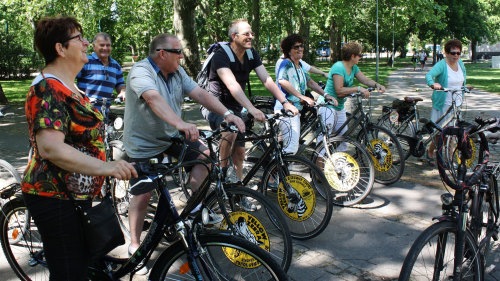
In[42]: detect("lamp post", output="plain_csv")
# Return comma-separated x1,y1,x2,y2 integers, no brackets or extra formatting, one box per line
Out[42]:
392,7,395,68
376,0,379,82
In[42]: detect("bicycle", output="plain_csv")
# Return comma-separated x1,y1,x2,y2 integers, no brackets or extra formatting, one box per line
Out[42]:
0,138,289,280
293,100,375,206
112,127,294,271
239,111,333,239
329,88,405,185
376,87,473,163
399,116,500,280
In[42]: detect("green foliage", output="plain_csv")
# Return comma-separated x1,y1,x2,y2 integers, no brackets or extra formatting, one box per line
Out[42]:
0,32,41,79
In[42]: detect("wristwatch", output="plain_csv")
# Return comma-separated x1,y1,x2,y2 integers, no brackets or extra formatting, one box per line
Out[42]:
281,99,289,105
223,110,233,118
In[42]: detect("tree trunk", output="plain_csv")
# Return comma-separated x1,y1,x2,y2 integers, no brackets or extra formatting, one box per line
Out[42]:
0,83,8,104
298,10,310,62
329,17,341,63
250,0,260,50
471,40,477,62
173,0,201,77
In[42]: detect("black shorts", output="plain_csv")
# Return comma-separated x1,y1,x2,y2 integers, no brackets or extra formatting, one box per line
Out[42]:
128,140,206,195
201,107,246,147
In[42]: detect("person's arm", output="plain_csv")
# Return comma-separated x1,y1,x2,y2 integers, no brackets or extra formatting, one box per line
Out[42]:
216,67,266,121
188,86,245,132
308,65,328,79
116,85,126,100
355,71,386,93
425,62,443,89
254,65,299,115
278,79,314,107
141,90,200,141
36,129,136,180
307,79,337,105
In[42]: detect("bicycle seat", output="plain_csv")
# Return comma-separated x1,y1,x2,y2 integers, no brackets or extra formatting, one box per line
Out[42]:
404,97,423,103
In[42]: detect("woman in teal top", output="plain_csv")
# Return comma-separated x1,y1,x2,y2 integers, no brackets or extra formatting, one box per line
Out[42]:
322,42,386,138
424,39,470,163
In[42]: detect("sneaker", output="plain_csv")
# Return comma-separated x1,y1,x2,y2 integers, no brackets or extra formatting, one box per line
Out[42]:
237,196,257,212
128,245,149,275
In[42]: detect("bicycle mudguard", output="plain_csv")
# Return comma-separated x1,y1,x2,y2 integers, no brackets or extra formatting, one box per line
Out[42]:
433,214,456,223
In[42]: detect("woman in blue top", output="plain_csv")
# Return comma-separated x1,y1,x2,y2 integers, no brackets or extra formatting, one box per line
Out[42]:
323,42,385,141
274,34,336,154
424,39,469,163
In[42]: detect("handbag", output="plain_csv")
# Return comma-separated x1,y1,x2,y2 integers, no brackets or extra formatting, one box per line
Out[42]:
62,184,125,262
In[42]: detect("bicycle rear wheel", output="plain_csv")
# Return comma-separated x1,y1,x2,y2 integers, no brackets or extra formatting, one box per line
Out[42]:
357,124,405,185
0,159,22,195
149,233,288,281
204,185,292,271
260,155,333,240
312,136,375,206
0,197,48,280
399,221,481,281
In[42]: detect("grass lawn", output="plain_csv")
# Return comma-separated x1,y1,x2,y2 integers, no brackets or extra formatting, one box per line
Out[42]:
2,60,498,106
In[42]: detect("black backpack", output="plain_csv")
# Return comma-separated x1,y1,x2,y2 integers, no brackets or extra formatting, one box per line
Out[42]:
196,42,254,96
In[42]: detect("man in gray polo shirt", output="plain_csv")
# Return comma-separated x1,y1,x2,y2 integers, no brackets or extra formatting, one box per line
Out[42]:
124,34,244,274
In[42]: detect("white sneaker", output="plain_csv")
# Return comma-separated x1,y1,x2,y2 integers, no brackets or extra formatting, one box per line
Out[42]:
128,245,149,275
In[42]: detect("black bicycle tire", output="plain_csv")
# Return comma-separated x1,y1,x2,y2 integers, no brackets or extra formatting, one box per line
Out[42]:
312,136,375,206
149,233,288,281
0,197,48,281
260,155,333,240
377,112,415,161
203,186,293,271
356,124,405,185
399,221,482,281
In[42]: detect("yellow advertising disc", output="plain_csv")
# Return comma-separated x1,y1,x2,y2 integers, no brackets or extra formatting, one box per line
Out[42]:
276,175,315,221
367,139,393,172
323,152,361,191
220,211,269,268
454,138,477,168
389,110,399,123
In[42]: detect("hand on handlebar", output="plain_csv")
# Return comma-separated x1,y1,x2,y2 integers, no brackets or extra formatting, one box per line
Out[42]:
224,114,246,133
301,95,315,107
360,87,371,98
375,84,386,93
248,107,266,122
176,121,199,142
324,95,338,106
283,102,299,115
431,83,443,90
104,160,138,180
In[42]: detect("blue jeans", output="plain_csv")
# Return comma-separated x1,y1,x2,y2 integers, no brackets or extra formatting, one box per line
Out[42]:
23,193,92,281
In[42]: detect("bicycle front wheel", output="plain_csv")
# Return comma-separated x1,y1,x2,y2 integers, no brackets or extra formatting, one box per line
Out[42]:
204,185,293,271
313,136,375,206
357,124,405,185
0,197,48,281
399,221,482,281
261,155,333,240
149,233,288,281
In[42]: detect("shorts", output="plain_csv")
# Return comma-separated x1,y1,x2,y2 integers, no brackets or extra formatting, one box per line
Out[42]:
128,140,206,195
201,107,246,147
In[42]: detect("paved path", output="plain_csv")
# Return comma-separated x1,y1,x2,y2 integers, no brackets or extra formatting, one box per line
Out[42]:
1,65,499,280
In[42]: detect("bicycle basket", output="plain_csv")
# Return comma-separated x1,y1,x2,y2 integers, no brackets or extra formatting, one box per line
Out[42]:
391,99,411,117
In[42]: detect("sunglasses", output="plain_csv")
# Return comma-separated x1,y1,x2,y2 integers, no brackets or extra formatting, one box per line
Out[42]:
156,48,183,54
357,53,363,58
292,44,304,50
237,32,255,37
449,51,461,56
63,33,87,43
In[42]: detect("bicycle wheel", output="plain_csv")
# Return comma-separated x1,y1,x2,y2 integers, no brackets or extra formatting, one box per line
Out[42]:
260,155,333,240
357,124,405,185
377,112,416,160
312,136,375,206
204,185,292,271
149,233,288,281
0,159,22,194
0,197,48,280
399,221,482,281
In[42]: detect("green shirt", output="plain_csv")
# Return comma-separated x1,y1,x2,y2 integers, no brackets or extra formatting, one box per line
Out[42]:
325,61,359,111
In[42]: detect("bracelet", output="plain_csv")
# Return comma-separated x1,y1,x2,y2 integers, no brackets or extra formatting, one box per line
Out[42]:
281,99,289,105
223,110,233,118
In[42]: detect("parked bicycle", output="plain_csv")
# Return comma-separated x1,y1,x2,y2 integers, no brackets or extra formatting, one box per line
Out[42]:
399,116,500,280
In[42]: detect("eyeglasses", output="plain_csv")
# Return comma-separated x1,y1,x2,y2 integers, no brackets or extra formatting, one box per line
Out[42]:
449,51,461,56
292,44,304,50
156,48,183,54
64,33,87,43
237,32,255,37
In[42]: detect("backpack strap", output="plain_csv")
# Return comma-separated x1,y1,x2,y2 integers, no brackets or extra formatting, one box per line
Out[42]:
246,49,254,60
220,44,235,63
